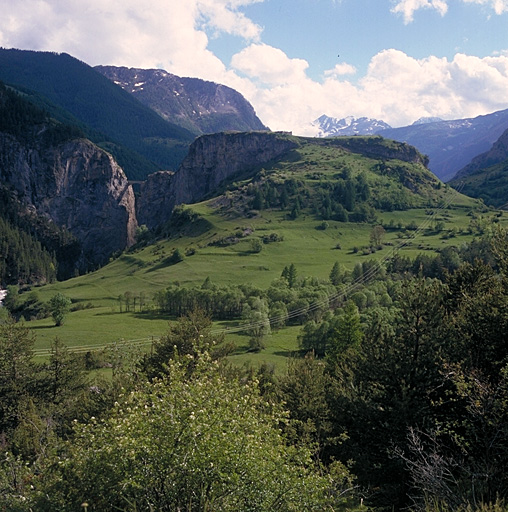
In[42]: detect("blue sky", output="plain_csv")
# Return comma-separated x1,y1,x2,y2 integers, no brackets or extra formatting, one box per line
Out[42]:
0,0,507,133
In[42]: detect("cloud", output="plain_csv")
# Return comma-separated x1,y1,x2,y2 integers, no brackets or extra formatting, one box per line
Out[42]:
324,63,358,77
391,0,508,23
196,0,263,40
391,0,448,23
0,0,260,79
463,0,508,14
231,43,309,85
231,47,508,135
0,0,507,136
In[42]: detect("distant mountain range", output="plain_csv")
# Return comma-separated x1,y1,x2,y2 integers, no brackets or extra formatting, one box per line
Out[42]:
379,111,508,182
0,49,266,179
95,66,268,136
449,128,508,208
312,115,391,137
315,110,508,182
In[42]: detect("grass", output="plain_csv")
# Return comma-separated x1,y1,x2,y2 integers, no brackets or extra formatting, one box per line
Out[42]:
18,135,507,368
25,202,503,366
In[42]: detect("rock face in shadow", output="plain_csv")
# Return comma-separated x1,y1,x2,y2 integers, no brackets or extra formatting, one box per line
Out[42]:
0,133,137,266
137,132,298,229
136,170,175,230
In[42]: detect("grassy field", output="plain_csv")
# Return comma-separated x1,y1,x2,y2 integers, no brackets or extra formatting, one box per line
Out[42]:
24,196,504,367
16,134,506,369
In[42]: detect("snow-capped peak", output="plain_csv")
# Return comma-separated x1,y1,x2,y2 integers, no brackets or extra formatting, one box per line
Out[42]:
313,114,391,137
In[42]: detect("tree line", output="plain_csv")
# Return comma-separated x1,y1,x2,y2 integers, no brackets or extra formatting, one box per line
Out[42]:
1,228,508,510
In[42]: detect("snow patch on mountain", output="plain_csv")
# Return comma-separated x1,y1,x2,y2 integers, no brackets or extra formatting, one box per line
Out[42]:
313,114,392,137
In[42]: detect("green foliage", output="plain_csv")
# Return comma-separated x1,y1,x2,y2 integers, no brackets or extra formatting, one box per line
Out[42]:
0,318,36,433
329,261,345,286
48,293,71,326
282,263,298,288
31,353,347,511
167,247,184,264
242,297,271,351
0,216,57,286
370,224,386,247
250,237,263,253
326,301,363,367
140,309,224,379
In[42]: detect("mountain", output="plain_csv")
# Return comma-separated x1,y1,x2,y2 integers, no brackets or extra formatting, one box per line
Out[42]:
313,115,391,137
449,128,508,208
377,109,508,182
137,131,443,232
0,81,137,275
95,66,268,135
0,48,195,179
137,132,298,229
412,117,444,125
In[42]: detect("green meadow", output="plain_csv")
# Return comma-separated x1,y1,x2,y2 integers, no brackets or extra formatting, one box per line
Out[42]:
26,198,503,369
18,135,506,368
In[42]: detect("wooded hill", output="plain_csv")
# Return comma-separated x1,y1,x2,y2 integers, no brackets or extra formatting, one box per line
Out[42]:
0,48,195,179
0,82,83,284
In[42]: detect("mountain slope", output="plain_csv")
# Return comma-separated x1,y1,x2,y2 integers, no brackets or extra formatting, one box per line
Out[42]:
314,115,391,137
449,128,508,208
95,65,268,135
0,48,195,179
137,131,458,232
377,109,508,182
0,81,137,275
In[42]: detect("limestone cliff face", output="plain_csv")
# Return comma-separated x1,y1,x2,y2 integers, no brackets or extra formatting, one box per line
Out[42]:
137,132,298,229
0,132,137,265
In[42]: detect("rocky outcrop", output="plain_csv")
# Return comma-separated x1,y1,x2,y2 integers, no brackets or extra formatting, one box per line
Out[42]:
137,131,298,229
0,132,137,266
329,136,429,167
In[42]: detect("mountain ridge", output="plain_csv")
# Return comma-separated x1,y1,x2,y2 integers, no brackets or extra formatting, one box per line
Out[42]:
313,115,391,137
377,109,508,182
0,48,195,179
95,65,268,135
449,128,508,208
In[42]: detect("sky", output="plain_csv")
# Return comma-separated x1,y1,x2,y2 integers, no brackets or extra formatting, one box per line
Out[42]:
0,0,508,134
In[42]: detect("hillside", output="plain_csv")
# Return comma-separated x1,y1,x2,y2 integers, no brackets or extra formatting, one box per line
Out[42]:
0,81,137,276
377,108,508,182
0,48,195,179
96,65,268,135
449,128,508,208
21,132,486,353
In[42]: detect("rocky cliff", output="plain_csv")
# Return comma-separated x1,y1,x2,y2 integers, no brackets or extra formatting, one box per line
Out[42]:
137,132,298,228
0,132,137,266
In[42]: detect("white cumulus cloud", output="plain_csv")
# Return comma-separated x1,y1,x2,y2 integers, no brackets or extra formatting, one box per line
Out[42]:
324,63,358,77
463,0,508,14
231,43,309,85
392,0,508,22
234,48,508,135
391,0,448,23
0,0,507,135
